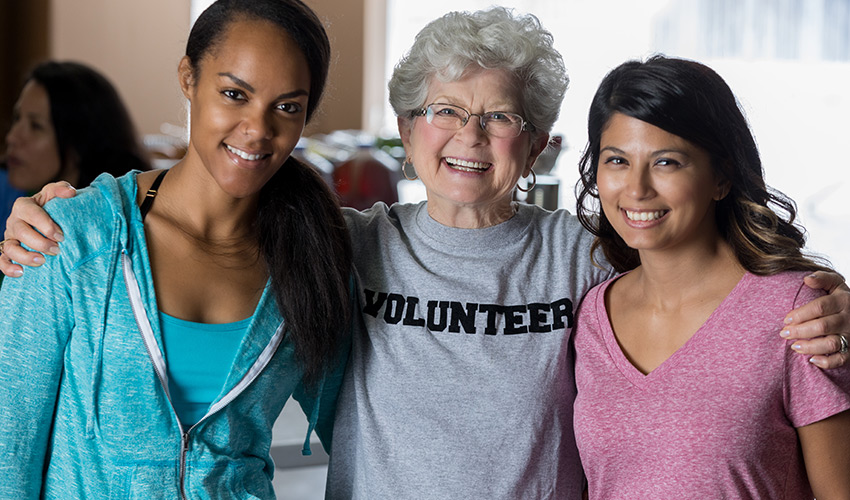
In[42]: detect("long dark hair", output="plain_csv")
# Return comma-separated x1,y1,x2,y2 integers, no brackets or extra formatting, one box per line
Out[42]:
576,55,831,275
28,61,149,186
187,0,351,385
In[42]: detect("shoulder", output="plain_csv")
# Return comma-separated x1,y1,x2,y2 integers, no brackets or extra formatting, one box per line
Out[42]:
517,204,593,242
516,203,578,224
342,201,420,233
45,171,136,226
516,203,614,278
44,171,140,264
582,273,620,310
746,271,824,309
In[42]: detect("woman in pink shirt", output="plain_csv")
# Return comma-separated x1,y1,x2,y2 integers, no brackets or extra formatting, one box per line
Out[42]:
573,55,850,499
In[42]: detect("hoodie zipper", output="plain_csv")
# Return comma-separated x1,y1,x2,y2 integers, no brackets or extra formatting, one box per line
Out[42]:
122,253,286,499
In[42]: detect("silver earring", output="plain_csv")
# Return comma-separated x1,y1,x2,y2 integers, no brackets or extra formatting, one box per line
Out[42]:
516,169,536,192
402,156,418,181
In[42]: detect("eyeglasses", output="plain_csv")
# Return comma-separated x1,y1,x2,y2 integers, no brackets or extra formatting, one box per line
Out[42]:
415,103,535,138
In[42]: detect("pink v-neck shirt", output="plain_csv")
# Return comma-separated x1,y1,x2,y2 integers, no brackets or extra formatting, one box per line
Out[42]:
573,271,850,499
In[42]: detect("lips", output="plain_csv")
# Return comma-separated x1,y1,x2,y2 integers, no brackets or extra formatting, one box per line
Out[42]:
225,144,271,162
625,209,668,222
4,153,23,169
444,156,491,173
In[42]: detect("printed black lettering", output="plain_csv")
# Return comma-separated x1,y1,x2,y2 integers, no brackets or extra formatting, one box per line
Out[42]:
478,304,504,335
362,289,388,318
403,296,426,327
528,303,552,333
448,301,478,334
426,300,449,331
368,290,574,336
503,305,528,335
551,298,574,329
383,293,405,324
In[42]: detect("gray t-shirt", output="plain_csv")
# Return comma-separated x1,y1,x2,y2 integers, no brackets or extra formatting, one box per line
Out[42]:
327,201,611,500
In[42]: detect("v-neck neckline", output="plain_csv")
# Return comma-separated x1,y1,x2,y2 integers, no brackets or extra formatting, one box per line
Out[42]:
597,271,753,387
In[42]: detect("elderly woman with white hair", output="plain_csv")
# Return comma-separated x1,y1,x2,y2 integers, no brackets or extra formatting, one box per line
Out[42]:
3,6,850,499
326,8,606,498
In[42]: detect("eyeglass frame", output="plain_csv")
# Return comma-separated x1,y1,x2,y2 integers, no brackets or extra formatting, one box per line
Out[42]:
413,102,536,138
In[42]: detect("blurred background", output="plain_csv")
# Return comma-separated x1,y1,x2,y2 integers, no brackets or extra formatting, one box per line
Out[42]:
2,0,848,497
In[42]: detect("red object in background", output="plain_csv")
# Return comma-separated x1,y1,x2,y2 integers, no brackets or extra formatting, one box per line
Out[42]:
333,146,400,210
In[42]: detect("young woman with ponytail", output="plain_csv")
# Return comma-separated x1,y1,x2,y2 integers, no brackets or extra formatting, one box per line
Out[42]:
0,0,352,498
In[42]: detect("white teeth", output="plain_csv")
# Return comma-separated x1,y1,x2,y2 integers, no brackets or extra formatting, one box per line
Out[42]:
445,157,490,172
226,144,267,161
626,210,667,221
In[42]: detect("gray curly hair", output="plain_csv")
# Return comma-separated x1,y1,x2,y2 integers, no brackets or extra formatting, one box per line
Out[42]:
388,7,568,134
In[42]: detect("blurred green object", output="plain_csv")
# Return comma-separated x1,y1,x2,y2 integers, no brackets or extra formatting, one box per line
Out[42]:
374,136,405,161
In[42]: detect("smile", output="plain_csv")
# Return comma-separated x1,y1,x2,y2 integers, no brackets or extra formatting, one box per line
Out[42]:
444,157,491,173
226,144,270,161
625,209,668,222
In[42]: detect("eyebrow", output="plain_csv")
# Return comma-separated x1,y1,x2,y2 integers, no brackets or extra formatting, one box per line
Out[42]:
600,146,689,157
218,72,309,100
12,105,48,122
600,146,625,155
431,99,519,112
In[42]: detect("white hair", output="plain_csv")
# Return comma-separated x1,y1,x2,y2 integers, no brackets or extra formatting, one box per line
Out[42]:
388,7,568,134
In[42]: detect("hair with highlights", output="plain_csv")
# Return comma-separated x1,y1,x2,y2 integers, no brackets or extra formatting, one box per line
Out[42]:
576,55,831,275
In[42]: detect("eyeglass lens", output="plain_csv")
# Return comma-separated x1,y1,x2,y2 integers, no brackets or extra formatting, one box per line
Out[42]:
424,103,526,138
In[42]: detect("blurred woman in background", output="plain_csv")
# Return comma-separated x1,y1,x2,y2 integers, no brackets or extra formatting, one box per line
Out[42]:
1,61,149,237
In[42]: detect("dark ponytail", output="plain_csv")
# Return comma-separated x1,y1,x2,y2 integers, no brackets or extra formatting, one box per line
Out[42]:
258,157,352,386
190,0,349,384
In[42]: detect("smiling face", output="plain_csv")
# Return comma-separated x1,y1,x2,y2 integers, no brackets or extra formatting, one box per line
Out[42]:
179,18,311,199
4,81,67,191
596,113,729,255
399,67,548,224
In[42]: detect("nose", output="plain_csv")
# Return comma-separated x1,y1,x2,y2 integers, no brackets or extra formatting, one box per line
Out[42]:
455,114,487,145
5,120,22,147
242,106,273,141
625,165,654,200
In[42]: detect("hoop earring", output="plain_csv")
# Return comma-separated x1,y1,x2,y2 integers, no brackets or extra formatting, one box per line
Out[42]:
516,169,536,192
402,157,418,181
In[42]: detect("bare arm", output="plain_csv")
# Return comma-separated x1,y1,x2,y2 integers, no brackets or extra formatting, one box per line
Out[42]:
782,272,850,369
1,182,76,277
798,409,850,499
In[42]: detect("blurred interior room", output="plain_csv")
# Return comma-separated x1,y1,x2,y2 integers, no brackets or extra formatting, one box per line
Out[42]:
2,0,848,498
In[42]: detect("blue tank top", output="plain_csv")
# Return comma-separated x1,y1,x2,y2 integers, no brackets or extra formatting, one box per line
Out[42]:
159,312,250,427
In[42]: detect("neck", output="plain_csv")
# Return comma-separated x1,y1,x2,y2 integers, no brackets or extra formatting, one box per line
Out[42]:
425,197,517,229
631,237,745,312
149,157,259,242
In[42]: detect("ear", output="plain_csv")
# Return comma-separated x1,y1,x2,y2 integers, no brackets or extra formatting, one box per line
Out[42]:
714,176,731,201
178,56,195,100
525,132,551,175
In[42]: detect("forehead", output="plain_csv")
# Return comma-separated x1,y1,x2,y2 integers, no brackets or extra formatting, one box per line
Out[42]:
16,80,51,114
601,113,691,148
425,67,521,108
200,18,310,88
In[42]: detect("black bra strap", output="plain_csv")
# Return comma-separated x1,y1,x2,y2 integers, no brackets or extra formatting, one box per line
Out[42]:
139,169,169,221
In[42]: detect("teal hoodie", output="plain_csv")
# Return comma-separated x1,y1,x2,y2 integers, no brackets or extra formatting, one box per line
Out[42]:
0,172,347,499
